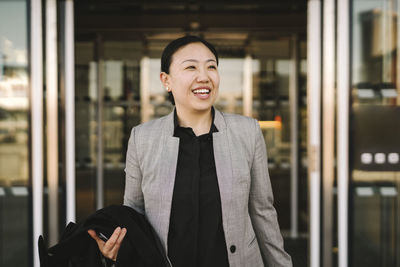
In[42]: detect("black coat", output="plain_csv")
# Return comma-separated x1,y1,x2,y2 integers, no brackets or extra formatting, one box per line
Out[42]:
38,205,168,267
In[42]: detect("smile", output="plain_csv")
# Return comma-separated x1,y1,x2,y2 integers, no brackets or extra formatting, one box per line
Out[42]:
192,88,210,94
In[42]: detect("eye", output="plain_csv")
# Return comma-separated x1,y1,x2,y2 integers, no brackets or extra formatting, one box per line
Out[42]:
208,65,217,70
185,65,196,70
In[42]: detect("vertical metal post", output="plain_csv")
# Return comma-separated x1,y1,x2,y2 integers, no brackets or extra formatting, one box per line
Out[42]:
337,0,350,266
140,56,151,123
322,0,336,266
96,36,104,210
307,1,322,267
65,0,76,223
31,0,44,266
289,34,299,239
243,54,253,117
46,0,59,245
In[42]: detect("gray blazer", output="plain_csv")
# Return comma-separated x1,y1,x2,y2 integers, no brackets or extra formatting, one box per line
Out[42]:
123,109,292,267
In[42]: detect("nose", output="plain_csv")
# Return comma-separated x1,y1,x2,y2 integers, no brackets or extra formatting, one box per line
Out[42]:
196,67,210,83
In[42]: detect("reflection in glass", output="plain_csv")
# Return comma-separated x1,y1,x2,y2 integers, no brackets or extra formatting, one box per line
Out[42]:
351,1,400,266
103,58,141,206
352,0,399,106
0,0,30,266
75,52,97,220
250,46,304,231
244,39,308,267
75,40,143,218
216,58,244,114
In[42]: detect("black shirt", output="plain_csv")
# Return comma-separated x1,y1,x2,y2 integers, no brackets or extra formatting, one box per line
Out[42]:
167,110,230,267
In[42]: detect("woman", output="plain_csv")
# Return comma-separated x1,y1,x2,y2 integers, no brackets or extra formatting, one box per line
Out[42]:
89,35,292,267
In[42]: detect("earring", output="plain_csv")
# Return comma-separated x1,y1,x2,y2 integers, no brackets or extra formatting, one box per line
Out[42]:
166,86,170,92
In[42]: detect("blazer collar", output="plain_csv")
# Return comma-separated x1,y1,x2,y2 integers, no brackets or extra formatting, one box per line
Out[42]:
213,108,227,132
162,110,176,137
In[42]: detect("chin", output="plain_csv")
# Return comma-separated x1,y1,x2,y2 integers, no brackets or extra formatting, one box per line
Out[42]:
192,102,214,112
177,99,215,113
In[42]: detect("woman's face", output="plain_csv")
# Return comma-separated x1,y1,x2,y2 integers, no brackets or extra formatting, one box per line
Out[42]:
161,42,220,114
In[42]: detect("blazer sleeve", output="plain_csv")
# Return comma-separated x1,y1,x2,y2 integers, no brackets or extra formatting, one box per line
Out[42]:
123,126,145,214
248,119,293,267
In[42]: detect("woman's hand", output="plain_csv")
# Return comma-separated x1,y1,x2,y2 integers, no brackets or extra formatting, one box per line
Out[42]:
88,227,127,261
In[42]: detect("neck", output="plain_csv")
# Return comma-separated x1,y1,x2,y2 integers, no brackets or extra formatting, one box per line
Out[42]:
176,107,212,136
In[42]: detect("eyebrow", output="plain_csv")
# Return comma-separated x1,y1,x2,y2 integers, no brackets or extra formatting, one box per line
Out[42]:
181,59,217,64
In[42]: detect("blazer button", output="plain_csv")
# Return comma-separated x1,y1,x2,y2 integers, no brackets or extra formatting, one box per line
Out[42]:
230,245,236,253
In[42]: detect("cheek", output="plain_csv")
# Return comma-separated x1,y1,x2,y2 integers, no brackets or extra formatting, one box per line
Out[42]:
173,73,194,87
212,73,220,88
171,75,193,95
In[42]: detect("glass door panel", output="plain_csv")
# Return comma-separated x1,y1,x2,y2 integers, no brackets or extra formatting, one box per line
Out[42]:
75,39,143,219
103,60,141,207
216,58,244,114
75,41,97,220
249,38,308,234
254,57,292,229
351,0,400,266
102,41,142,207
248,37,307,267
0,0,30,265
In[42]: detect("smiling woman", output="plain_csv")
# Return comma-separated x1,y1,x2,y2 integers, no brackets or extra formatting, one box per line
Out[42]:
160,39,220,135
89,35,292,267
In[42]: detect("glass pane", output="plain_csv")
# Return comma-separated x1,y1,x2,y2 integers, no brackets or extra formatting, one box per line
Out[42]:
351,0,400,266
0,0,30,265
103,41,142,207
251,39,292,230
75,40,143,217
249,38,308,267
75,41,97,220
215,58,244,114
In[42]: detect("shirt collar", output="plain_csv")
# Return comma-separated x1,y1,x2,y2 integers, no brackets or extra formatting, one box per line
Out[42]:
173,107,218,134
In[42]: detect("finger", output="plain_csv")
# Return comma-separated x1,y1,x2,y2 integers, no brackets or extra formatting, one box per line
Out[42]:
109,228,127,261
103,227,121,252
87,229,101,243
87,229,105,248
113,228,127,249
118,228,127,243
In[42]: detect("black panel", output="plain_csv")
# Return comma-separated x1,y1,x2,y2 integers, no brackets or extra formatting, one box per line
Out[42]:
351,105,400,171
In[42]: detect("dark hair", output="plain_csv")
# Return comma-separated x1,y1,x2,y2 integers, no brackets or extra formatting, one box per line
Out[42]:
161,35,219,105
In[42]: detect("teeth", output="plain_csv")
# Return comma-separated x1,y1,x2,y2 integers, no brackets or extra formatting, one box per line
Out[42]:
193,89,210,94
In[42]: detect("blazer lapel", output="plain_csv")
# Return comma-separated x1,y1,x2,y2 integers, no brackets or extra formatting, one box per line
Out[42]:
213,110,234,236
156,112,180,252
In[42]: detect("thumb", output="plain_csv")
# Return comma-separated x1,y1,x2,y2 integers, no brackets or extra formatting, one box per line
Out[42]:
87,229,104,247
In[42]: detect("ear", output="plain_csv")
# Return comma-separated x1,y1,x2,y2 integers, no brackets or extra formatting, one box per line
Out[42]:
160,72,170,91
